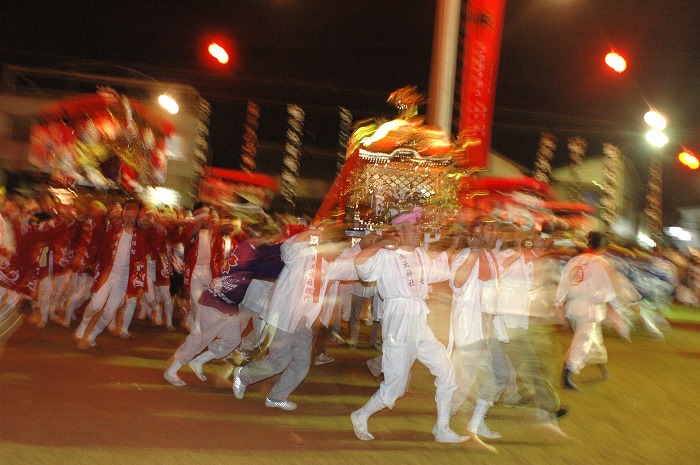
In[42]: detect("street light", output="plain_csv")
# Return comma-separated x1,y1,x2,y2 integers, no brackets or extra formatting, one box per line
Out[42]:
208,43,229,64
644,110,667,131
605,51,627,73
645,130,669,148
678,151,699,170
158,93,179,114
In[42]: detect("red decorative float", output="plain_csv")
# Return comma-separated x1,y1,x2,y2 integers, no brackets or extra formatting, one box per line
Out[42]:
29,88,175,192
314,87,597,236
199,167,278,211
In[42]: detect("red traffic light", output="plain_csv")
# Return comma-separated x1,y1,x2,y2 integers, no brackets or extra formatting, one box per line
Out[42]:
208,43,229,64
605,52,627,73
678,151,699,170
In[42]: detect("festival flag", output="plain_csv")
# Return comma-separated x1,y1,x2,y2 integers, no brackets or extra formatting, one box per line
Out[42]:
457,0,506,169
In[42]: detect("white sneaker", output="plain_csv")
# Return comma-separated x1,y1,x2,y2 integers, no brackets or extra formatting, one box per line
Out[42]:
188,359,207,382
163,371,186,387
74,324,87,340
476,422,502,439
232,366,246,399
265,397,297,411
329,331,345,344
351,410,375,441
366,357,382,377
435,426,469,444
314,353,334,366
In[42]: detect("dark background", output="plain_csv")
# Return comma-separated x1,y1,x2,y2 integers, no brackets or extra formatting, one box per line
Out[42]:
3,0,700,221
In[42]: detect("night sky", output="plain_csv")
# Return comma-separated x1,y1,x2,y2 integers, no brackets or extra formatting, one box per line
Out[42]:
3,0,700,219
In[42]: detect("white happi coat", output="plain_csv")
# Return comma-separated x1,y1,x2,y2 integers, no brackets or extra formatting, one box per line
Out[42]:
261,236,359,333
496,248,534,329
356,247,449,342
555,252,616,322
239,278,274,314
448,248,498,352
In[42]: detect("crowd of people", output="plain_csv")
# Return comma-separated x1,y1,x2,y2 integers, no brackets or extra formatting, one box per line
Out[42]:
0,189,686,450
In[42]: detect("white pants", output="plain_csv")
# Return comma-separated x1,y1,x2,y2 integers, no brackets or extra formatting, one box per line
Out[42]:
567,319,607,374
238,306,266,351
64,273,94,322
450,340,485,412
78,271,128,338
174,304,242,363
473,335,510,405
239,324,312,402
35,274,53,323
189,264,212,308
50,272,72,313
375,326,456,410
144,276,173,326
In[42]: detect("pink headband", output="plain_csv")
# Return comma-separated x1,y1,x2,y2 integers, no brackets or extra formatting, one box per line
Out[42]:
391,207,422,226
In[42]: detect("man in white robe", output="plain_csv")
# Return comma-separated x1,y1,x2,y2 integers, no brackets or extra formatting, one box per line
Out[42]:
232,225,361,410
448,221,504,443
350,208,467,444
555,231,617,389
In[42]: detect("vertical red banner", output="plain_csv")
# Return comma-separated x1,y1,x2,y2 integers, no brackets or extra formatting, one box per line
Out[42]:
458,0,506,169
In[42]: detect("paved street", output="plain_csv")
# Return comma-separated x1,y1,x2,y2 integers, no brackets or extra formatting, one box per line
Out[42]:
1,307,699,465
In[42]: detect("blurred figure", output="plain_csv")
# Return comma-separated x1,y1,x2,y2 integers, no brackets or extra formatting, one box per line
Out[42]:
138,207,177,331
232,224,361,410
311,287,339,366
448,220,502,443
163,238,258,386
0,193,20,345
74,200,163,347
0,193,17,264
346,278,378,350
616,246,676,339
61,200,108,327
38,202,81,327
174,204,235,330
462,224,567,443
30,194,66,327
528,235,568,402
0,197,66,322
235,226,285,362
555,231,617,390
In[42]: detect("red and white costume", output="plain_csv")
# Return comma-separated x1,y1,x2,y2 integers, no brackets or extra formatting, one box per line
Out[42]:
176,222,231,306
0,214,65,314
74,217,159,346
62,212,107,326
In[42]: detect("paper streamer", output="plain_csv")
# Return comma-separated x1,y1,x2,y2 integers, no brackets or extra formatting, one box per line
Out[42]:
281,104,305,206
240,100,260,173
532,131,557,183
